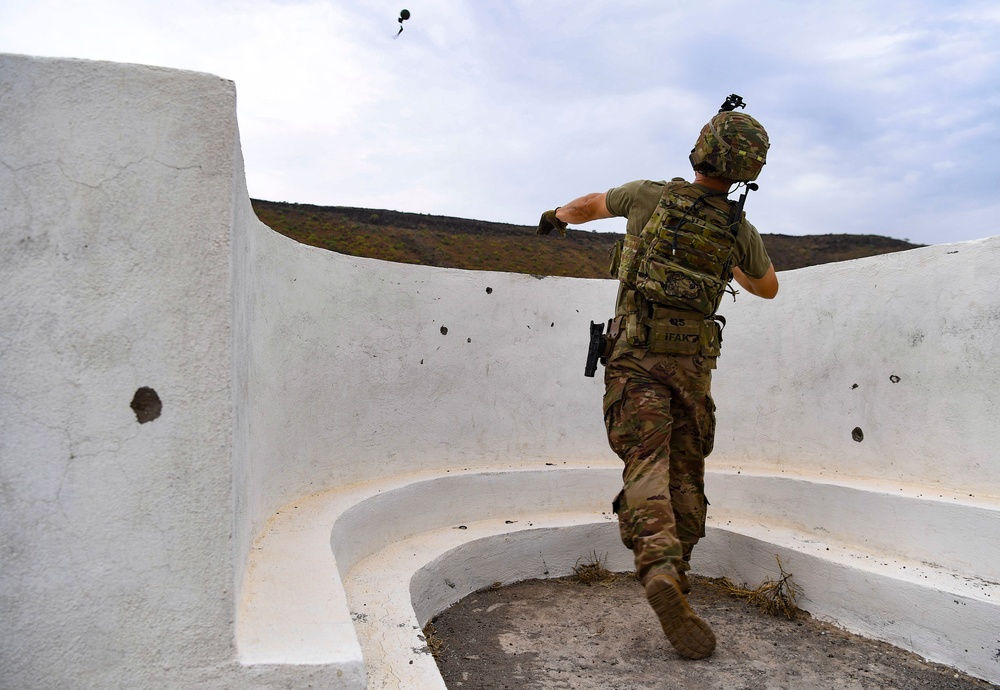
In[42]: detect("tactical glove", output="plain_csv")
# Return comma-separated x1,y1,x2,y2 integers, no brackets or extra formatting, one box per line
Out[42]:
536,209,568,237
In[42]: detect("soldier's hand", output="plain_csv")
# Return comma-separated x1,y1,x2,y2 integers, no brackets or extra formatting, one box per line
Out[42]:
536,209,568,237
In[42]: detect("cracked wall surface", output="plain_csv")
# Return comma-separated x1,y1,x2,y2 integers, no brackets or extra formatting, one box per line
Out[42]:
0,53,239,687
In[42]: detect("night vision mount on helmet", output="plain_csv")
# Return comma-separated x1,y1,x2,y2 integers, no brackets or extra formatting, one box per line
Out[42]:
689,94,769,183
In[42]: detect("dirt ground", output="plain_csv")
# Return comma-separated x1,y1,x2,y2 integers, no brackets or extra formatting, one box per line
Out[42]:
428,573,999,690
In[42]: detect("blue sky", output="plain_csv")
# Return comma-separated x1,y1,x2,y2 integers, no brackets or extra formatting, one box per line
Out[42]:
2,0,998,245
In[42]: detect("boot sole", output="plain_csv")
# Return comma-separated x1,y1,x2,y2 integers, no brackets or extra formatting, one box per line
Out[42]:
645,575,716,659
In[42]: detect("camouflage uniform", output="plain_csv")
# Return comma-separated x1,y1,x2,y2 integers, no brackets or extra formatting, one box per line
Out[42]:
603,178,772,586
604,341,715,584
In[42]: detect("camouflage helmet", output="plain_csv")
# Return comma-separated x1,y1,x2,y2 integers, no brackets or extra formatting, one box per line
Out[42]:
689,111,769,182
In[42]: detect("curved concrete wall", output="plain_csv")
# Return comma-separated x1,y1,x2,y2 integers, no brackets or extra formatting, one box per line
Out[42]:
3,52,999,687
711,237,1000,496
236,216,1000,566
234,219,617,568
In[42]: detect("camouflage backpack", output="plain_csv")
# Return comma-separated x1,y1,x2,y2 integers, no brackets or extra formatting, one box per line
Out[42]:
612,178,739,317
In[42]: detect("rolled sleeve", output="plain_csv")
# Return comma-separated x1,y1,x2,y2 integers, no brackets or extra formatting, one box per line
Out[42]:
735,219,772,279
605,180,649,219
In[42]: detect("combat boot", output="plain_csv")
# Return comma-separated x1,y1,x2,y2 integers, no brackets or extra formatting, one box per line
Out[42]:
644,574,715,659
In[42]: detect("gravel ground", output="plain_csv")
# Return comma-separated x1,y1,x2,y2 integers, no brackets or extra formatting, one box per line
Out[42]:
428,573,999,690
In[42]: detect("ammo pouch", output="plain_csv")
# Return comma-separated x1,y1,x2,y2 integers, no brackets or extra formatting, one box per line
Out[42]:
646,306,722,358
620,289,722,358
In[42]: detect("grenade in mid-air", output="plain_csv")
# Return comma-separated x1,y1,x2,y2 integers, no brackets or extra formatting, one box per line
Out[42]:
395,9,410,36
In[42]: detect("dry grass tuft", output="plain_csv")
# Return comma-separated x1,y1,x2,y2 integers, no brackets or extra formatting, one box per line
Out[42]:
568,552,633,587
421,622,445,661
705,555,803,620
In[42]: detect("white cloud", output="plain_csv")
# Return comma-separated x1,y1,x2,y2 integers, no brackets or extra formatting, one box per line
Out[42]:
2,0,998,244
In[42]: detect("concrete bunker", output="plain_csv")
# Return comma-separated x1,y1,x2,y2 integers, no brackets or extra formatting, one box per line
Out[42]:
1,52,999,688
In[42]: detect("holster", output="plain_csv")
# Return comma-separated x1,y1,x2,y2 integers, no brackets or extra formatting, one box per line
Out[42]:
604,315,623,363
585,317,623,377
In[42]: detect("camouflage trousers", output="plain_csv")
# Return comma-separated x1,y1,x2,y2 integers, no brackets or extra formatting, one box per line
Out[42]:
603,343,716,585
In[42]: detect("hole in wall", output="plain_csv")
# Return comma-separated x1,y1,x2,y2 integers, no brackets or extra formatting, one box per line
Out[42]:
440,326,448,335
485,287,493,294
851,427,864,442
131,387,162,424
889,375,901,383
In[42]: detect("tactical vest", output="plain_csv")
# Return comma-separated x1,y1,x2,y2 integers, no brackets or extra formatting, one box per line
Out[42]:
608,178,738,358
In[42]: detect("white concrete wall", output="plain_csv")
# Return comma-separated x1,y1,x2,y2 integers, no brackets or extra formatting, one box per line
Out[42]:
0,54,239,687
0,54,353,689
712,237,1000,497
235,220,617,566
237,220,1000,566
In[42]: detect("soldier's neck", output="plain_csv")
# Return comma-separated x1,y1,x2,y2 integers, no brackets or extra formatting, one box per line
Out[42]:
692,173,733,194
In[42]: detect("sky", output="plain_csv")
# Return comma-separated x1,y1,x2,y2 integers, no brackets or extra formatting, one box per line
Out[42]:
2,0,999,246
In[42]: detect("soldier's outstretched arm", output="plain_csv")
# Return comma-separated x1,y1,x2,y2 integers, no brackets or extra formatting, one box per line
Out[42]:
555,192,613,225
732,264,779,299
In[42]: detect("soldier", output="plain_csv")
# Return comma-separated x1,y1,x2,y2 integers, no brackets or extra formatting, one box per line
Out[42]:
537,99,778,659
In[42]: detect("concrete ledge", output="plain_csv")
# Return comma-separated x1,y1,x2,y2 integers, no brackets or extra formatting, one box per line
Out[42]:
236,463,621,672
238,465,1000,687
350,517,629,689
706,470,1000,580
329,464,623,578
698,523,1000,684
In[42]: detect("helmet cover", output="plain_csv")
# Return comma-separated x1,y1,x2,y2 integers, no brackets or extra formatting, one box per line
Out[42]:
689,111,769,182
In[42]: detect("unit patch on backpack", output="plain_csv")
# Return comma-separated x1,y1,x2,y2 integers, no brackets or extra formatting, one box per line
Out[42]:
661,273,700,301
